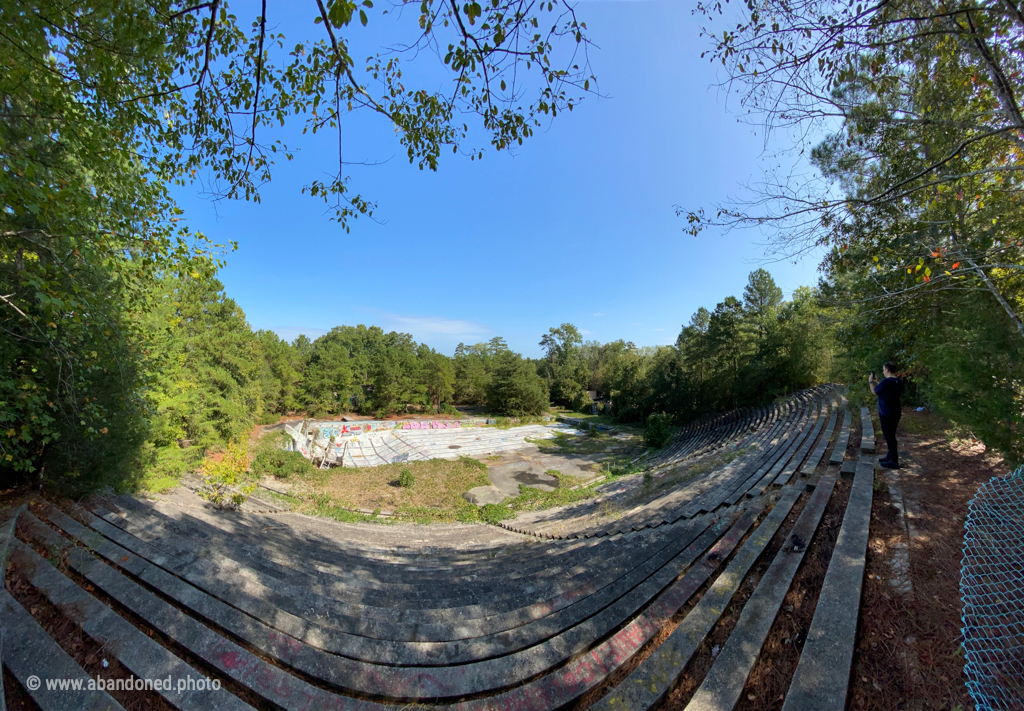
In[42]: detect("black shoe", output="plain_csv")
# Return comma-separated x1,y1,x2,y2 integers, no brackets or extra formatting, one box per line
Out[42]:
879,460,900,470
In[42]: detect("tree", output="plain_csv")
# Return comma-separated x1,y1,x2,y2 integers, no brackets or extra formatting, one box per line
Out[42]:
422,350,456,412
453,342,492,405
539,323,591,410
302,337,354,415
2,0,595,483
742,269,784,341
486,351,549,416
256,331,301,416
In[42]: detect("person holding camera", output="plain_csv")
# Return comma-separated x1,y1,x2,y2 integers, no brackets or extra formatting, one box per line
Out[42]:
868,361,903,469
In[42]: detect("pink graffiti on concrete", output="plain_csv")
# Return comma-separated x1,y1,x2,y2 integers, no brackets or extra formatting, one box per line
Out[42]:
400,421,462,430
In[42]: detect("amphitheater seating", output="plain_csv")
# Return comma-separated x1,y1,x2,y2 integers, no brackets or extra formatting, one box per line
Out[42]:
1,383,879,711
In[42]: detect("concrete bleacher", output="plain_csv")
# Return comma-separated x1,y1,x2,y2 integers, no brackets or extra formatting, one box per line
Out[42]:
1,383,879,710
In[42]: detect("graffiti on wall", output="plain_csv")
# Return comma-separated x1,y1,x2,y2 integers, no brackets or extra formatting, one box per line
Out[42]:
308,418,492,439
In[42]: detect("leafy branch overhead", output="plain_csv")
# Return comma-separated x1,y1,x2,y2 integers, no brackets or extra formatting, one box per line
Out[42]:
14,0,596,225
0,0,594,477
684,0,1024,337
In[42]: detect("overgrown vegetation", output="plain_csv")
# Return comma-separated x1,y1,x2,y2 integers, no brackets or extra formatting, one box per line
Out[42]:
0,0,594,492
644,412,674,449
197,441,254,508
688,0,1024,464
251,433,318,480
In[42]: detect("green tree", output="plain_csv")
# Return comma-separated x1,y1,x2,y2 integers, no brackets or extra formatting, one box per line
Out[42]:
540,323,591,410
1,0,594,485
141,270,265,476
303,337,354,415
486,351,549,416
422,351,456,412
256,331,301,416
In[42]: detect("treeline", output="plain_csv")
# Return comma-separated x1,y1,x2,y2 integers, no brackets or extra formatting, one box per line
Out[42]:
523,270,837,424
136,270,551,480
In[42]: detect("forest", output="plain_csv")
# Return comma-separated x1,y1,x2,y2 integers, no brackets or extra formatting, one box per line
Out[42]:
5,0,1024,494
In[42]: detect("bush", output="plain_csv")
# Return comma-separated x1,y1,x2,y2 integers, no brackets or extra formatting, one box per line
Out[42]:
644,412,673,449
399,468,415,488
439,403,459,415
197,441,254,508
252,447,317,479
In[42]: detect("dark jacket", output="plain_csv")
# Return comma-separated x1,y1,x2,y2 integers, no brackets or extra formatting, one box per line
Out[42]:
873,377,902,418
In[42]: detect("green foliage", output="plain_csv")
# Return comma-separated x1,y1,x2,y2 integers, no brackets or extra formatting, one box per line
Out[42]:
197,441,254,508
486,351,550,416
540,324,591,409
399,468,415,488
1,0,593,491
644,412,674,449
602,271,836,425
251,434,317,480
479,503,516,523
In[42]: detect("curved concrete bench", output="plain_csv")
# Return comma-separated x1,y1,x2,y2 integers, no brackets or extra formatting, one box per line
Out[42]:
1,385,871,711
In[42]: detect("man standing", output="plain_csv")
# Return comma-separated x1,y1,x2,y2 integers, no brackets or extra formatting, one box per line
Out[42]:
869,362,903,469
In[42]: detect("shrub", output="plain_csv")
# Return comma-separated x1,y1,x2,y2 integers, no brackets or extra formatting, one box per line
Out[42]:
399,468,415,488
644,412,674,449
198,441,254,508
249,431,317,480
439,403,459,415
252,448,316,479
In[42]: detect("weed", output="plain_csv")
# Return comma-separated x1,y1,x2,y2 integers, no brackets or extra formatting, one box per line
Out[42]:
480,503,515,523
399,468,415,488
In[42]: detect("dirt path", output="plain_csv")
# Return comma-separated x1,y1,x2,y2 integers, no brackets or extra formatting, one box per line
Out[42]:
850,408,1005,711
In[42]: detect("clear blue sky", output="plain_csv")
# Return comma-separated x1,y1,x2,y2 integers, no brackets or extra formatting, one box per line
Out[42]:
172,0,823,358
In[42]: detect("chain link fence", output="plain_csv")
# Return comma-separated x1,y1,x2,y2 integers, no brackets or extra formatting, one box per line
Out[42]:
960,465,1024,710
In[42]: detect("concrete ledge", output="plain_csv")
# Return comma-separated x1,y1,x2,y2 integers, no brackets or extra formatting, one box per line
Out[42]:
782,456,874,711
591,486,803,710
0,589,122,711
829,409,852,465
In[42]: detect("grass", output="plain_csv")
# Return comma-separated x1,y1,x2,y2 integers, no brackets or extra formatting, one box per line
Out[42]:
295,456,490,524
477,471,605,522
237,422,654,525
137,471,180,495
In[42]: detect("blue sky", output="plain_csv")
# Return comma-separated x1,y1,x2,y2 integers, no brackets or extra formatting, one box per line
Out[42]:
172,0,824,358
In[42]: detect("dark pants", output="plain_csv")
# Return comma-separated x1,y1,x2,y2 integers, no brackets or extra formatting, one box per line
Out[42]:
879,411,901,465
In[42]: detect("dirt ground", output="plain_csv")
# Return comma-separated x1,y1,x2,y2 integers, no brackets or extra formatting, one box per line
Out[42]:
849,408,1006,711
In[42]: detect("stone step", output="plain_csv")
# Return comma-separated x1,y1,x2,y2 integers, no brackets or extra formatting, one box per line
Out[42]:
721,409,811,506
861,406,876,452
87,499,705,619
9,539,252,711
772,402,830,487
28,503,763,698
104,492,573,583
0,588,123,711
590,485,804,710
73,504,728,664
799,399,841,475
781,456,875,711
750,406,820,497
829,409,853,464
683,473,838,710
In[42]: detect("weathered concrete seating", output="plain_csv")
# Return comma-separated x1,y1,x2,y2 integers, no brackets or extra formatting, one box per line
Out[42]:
2,384,873,711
